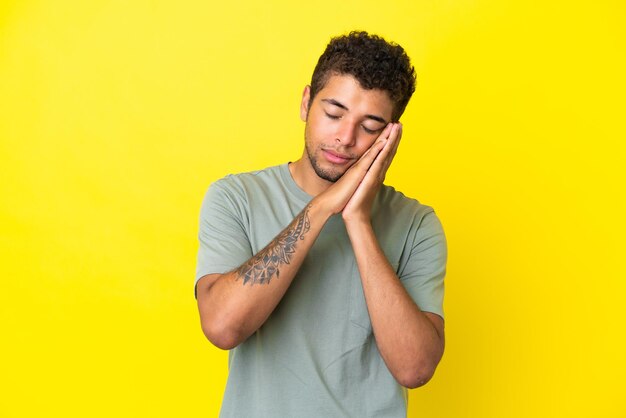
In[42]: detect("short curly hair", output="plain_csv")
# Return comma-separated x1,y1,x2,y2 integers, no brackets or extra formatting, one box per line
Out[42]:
309,31,416,121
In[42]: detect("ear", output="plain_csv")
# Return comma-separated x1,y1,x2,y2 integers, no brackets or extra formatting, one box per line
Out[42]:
300,85,311,122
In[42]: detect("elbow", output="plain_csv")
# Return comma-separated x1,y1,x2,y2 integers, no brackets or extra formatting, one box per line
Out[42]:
196,276,244,350
201,319,242,350
395,360,439,389
396,336,445,389
397,368,435,389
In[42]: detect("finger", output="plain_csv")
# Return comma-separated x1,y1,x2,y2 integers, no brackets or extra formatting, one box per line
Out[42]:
379,122,401,159
380,123,400,159
368,128,397,176
357,138,387,172
353,125,392,168
370,124,402,179
390,123,402,158
343,124,398,205
383,123,402,171
379,122,394,141
340,123,393,185
338,138,386,189
355,123,393,163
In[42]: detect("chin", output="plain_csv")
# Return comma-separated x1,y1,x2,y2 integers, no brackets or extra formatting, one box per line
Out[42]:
306,144,353,183
312,164,343,183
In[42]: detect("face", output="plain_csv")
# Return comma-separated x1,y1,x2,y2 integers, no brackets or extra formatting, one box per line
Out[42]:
300,74,394,183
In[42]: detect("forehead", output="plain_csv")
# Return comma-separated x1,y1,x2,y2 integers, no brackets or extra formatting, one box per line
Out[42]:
315,74,394,121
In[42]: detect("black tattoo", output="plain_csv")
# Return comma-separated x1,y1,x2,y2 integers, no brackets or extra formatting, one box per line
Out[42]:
235,205,311,285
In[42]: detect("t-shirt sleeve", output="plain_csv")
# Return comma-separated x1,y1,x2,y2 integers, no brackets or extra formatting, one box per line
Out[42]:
195,180,253,298
398,210,447,319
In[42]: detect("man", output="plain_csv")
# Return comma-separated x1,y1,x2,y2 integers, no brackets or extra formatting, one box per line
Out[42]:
195,31,447,417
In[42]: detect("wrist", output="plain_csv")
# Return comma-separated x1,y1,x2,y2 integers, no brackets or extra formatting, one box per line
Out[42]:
310,195,335,223
343,214,373,233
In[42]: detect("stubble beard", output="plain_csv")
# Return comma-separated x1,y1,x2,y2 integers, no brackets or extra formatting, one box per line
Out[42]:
305,140,346,183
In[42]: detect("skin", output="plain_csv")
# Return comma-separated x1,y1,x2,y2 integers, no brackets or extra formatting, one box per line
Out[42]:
196,74,445,388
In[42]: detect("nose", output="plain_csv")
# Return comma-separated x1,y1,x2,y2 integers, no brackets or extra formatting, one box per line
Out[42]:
335,120,357,147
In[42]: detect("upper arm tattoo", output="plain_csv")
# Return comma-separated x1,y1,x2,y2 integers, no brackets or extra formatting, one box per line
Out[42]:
235,205,311,285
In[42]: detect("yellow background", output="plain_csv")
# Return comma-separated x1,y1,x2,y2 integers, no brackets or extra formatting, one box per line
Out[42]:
1,0,624,417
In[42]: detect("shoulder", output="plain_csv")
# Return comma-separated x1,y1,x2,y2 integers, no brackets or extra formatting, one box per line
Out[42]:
211,164,285,190
376,184,436,221
207,164,287,200
374,185,446,246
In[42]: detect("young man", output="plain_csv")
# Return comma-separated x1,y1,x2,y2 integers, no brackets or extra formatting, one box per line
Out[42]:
195,31,447,417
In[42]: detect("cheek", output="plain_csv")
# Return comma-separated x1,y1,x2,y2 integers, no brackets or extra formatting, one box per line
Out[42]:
307,117,336,143
356,135,378,154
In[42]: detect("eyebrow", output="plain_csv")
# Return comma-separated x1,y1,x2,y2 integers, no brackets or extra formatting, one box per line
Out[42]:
321,98,388,124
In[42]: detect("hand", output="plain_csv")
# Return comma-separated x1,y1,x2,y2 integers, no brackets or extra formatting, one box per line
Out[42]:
342,122,402,224
315,124,395,216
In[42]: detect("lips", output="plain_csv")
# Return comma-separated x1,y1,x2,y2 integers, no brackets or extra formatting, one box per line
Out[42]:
322,149,353,164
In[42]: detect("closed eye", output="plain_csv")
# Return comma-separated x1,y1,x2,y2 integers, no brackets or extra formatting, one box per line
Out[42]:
362,125,383,135
324,111,382,134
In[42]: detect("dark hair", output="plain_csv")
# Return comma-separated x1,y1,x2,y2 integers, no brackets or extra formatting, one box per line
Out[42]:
309,31,416,121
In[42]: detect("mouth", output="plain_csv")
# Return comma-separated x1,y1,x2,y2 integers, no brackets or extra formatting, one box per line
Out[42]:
322,149,354,165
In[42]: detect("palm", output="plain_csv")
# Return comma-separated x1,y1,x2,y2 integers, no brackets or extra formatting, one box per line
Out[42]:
342,123,401,222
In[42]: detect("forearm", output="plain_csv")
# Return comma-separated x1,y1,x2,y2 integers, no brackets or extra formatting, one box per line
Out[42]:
197,198,331,349
345,219,444,388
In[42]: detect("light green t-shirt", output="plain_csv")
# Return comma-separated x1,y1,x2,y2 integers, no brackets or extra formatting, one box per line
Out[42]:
195,163,447,418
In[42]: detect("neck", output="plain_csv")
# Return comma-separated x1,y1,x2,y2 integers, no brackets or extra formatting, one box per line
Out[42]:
288,152,333,197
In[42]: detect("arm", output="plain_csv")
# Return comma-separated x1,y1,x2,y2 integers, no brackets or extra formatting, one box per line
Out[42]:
344,221,445,388
196,201,330,349
342,123,446,388
196,135,390,350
